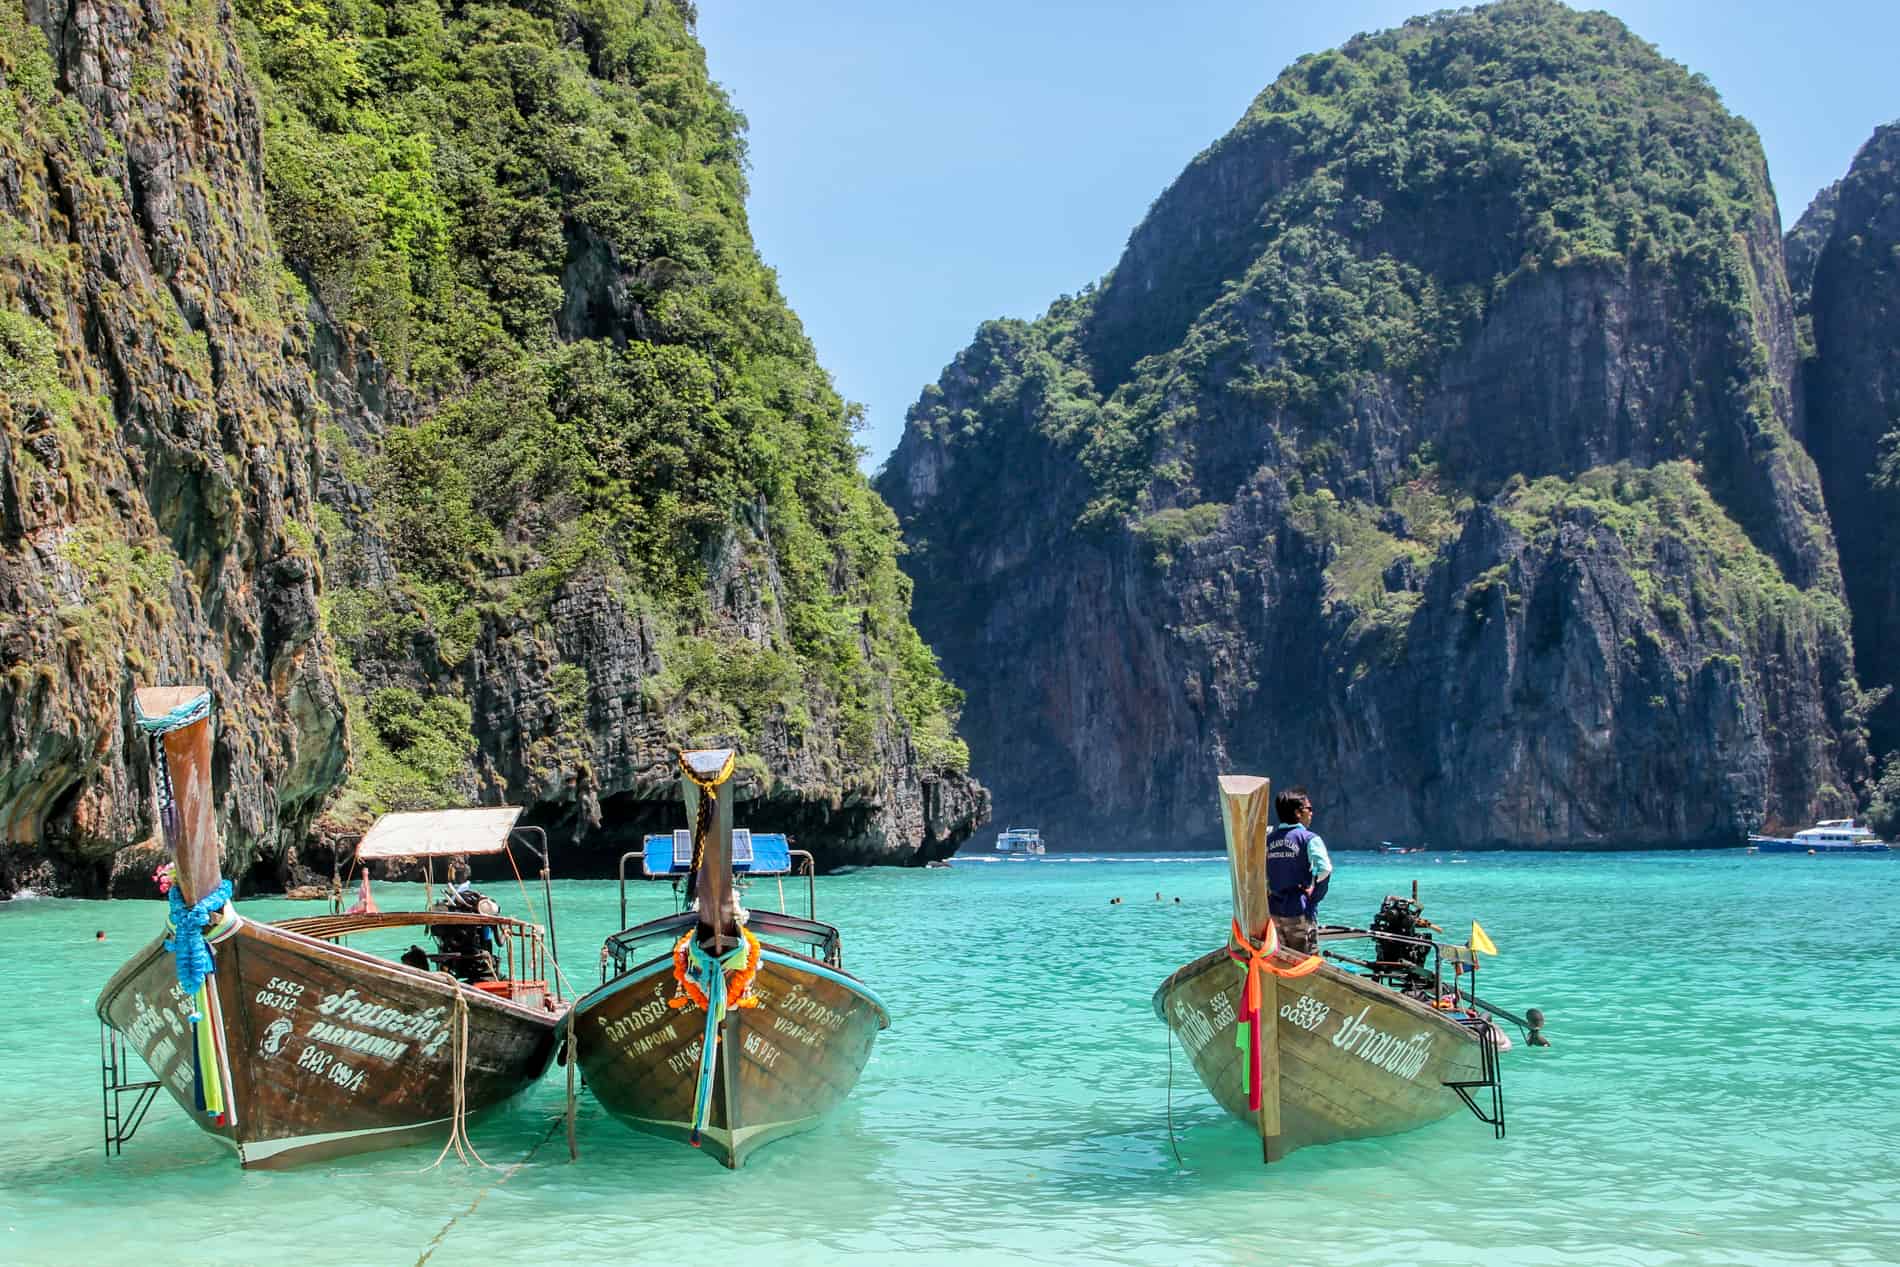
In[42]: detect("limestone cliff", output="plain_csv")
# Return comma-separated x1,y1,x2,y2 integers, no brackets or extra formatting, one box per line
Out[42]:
0,0,345,894
1802,122,1900,753
0,0,983,894
879,1,1871,849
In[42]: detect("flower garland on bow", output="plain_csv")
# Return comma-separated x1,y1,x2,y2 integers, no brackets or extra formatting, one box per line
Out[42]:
668,926,762,1014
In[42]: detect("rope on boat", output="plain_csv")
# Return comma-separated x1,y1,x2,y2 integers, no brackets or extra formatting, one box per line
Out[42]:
419,974,492,1171
563,1021,578,1162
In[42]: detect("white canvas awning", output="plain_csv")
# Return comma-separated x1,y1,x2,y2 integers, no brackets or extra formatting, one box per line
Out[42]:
354,807,524,860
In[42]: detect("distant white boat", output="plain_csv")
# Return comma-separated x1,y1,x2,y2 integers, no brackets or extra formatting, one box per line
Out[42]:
995,826,1045,855
1748,819,1893,855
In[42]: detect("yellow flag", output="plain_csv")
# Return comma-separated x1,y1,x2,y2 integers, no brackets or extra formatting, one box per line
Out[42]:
1470,921,1499,956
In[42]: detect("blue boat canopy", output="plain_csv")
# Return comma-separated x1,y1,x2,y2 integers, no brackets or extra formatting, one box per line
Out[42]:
643,830,792,875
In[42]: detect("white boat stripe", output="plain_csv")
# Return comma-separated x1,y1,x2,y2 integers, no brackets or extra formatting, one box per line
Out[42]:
237,1117,454,1163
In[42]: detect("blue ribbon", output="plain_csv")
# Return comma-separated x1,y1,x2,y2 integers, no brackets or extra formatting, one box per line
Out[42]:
164,879,233,999
686,938,751,1147
135,691,211,735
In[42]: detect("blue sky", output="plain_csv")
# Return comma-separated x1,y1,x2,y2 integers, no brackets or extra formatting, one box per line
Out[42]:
696,1,1899,471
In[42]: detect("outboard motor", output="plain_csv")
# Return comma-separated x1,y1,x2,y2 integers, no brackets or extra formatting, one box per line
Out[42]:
1369,894,1433,989
426,885,501,984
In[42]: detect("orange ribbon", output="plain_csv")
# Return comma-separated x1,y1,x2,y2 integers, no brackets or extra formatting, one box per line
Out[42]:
1227,918,1323,1110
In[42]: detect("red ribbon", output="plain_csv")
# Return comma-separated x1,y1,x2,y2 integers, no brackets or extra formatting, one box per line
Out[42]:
1227,918,1323,1111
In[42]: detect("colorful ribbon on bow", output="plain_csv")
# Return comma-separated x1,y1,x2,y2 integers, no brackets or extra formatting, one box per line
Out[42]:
1227,918,1322,1111
163,879,236,1124
668,927,762,1147
165,879,232,1000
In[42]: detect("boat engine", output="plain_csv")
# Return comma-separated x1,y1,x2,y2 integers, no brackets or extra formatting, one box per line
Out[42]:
423,886,501,984
1369,894,1433,989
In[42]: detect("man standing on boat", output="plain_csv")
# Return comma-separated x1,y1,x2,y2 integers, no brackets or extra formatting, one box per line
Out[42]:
1265,788,1333,954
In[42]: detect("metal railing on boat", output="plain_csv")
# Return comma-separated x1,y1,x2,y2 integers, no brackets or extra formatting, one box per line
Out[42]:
1316,924,1541,1042
274,910,561,1004
616,847,818,930
1314,922,1539,1138
600,907,843,981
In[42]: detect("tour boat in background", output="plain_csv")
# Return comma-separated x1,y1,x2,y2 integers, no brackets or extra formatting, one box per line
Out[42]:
995,826,1045,855
97,686,568,1168
1748,819,1893,854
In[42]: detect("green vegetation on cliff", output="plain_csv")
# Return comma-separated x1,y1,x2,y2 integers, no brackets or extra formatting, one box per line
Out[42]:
237,0,966,814
882,0,1865,847
1804,122,1900,763
908,0,1796,535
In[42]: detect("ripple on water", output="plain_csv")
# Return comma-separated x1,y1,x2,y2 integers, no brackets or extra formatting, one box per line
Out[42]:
1,853,1897,1264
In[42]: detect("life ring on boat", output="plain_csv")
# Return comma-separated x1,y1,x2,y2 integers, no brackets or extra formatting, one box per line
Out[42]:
668,926,762,1013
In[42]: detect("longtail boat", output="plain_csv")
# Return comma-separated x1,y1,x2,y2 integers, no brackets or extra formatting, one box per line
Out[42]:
1154,774,1544,1162
96,685,569,1168
571,749,889,1168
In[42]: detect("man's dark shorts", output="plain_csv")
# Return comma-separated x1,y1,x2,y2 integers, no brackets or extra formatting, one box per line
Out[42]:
1272,913,1318,955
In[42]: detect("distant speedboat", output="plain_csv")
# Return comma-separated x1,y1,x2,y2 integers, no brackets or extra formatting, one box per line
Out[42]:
995,827,1045,855
1377,842,1425,855
1748,819,1893,855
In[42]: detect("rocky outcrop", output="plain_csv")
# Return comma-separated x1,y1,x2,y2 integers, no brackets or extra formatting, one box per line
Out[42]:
879,1,1870,849
1803,123,1900,753
0,0,982,894
0,0,346,895
1786,180,1841,325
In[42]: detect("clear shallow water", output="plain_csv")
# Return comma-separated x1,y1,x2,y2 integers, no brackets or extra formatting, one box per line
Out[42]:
2,849,1897,1266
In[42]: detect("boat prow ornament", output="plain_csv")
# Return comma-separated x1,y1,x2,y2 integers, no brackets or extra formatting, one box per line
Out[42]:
97,685,572,1168
571,747,889,1168
1152,772,1549,1163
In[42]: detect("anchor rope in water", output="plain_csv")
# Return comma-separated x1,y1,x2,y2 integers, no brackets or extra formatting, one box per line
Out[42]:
419,974,492,1171
563,1020,578,1162
1226,918,1322,1113
1165,1022,1184,1169
413,1113,565,1267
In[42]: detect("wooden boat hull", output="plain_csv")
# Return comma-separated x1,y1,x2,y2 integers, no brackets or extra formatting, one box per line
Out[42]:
573,945,888,1168
1154,946,1483,1160
97,913,565,1168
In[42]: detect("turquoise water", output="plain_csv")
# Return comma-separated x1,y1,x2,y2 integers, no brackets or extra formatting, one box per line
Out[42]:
3,850,1897,1266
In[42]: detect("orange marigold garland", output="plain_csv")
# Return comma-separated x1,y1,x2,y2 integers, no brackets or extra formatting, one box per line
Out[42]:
667,925,763,1013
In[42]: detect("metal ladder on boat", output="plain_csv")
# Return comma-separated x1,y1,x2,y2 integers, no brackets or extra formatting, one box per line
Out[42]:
99,1022,163,1157
1442,1016,1505,1139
